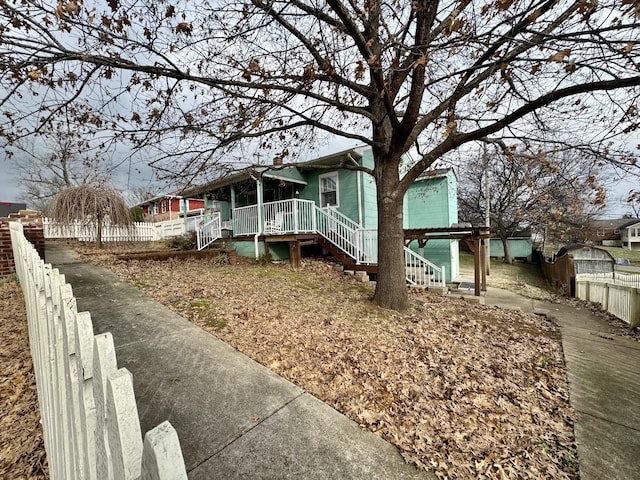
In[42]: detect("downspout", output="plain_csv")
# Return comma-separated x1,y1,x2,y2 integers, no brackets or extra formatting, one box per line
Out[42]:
250,175,262,260
348,153,363,227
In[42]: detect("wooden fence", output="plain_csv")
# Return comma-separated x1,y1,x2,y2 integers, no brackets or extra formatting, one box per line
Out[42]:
575,273,640,328
541,254,574,296
9,222,188,479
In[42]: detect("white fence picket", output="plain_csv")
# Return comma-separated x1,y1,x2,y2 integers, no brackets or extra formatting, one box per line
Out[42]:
8,221,187,479
575,273,640,328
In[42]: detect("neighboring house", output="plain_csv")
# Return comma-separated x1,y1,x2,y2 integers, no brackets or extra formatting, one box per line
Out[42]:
0,201,27,217
183,146,460,283
621,220,640,251
137,194,205,222
589,218,640,247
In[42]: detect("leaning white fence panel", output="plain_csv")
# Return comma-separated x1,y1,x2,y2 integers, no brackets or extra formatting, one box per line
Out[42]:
575,275,640,328
9,222,187,480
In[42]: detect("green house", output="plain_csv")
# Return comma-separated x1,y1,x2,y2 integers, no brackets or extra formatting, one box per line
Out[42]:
184,146,460,284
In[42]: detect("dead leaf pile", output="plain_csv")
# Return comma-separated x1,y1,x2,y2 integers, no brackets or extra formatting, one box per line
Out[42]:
93,255,578,479
0,279,48,479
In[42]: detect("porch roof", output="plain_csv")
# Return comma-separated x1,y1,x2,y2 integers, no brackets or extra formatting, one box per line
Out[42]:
263,166,307,185
181,148,364,198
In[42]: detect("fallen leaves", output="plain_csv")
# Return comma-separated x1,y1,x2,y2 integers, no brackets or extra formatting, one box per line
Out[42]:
91,254,578,479
0,279,48,479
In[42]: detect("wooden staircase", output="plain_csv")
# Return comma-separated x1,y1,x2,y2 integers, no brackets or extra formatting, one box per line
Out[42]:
315,236,378,273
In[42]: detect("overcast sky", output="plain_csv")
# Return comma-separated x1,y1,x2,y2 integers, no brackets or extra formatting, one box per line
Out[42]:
1,138,636,217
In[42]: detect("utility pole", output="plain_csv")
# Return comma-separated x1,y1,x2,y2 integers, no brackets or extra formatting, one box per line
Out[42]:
483,149,491,278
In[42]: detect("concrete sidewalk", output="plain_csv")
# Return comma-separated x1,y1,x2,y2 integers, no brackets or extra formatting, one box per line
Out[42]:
483,287,640,480
46,242,431,480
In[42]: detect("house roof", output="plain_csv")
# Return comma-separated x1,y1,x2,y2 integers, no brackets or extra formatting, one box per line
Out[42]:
135,191,202,208
182,148,364,197
0,202,27,217
591,218,640,229
175,147,453,198
414,168,454,182
556,244,614,260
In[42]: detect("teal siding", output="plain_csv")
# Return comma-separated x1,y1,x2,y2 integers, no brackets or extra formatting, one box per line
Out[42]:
403,170,459,281
230,240,289,260
359,149,378,229
298,168,360,224
490,238,532,259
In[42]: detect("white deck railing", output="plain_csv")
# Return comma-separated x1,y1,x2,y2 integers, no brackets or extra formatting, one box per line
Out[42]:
233,204,259,236
262,199,316,234
9,222,188,480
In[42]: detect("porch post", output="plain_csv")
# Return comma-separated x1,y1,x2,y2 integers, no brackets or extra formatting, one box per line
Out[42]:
230,185,236,235
254,177,263,260
256,177,263,233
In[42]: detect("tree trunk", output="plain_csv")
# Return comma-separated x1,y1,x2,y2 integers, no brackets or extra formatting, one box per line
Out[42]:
501,237,512,264
97,219,103,249
372,159,409,310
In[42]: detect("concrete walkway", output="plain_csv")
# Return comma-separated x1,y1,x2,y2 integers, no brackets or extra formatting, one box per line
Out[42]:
46,242,432,480
483,287,640,480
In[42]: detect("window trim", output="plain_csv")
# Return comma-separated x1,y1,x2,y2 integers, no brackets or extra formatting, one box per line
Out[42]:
319,171,339,207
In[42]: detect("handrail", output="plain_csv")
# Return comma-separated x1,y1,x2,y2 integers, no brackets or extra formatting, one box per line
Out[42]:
196,212,221,250
315,206,364,262
404,246,446,288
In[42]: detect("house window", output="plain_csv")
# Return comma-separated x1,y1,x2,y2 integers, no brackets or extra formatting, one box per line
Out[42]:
319,172,339,207
632,229,637,237
614,229,620,234
596,229,605,237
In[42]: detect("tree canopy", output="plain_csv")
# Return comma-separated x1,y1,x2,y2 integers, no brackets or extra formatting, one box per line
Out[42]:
8,127,115,212
48,184,133,247
2,0,640,308
458,146,606,260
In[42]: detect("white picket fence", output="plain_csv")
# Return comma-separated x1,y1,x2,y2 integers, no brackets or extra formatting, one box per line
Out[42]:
575,273,640,328
43,216,212,243
43,218,159,242
9,221,188,479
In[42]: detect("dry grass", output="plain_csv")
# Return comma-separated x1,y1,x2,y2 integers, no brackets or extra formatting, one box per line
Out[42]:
458,251,554,300
86,251,578,480
0,278,48,479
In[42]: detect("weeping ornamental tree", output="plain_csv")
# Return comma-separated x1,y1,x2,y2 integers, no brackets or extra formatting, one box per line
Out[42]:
48,185,133,248
1,1,640,309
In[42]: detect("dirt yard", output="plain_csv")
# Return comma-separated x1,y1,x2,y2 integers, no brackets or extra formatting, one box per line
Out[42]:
0,278,48,479
77,247,578,480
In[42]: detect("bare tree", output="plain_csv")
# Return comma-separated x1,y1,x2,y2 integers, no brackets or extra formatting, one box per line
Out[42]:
628,190,640,217
1,1,640,309
48,184,133,248
459,146,606,262
7,128,115,212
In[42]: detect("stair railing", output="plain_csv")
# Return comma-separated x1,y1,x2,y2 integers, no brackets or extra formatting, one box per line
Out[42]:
315,206,360,260
197,212,222,251
404,246,446,288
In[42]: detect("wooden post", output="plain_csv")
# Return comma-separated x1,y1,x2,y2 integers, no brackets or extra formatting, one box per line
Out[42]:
474,237,481,297
480,238,487,292
630,288,640,329
289,240,301,268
